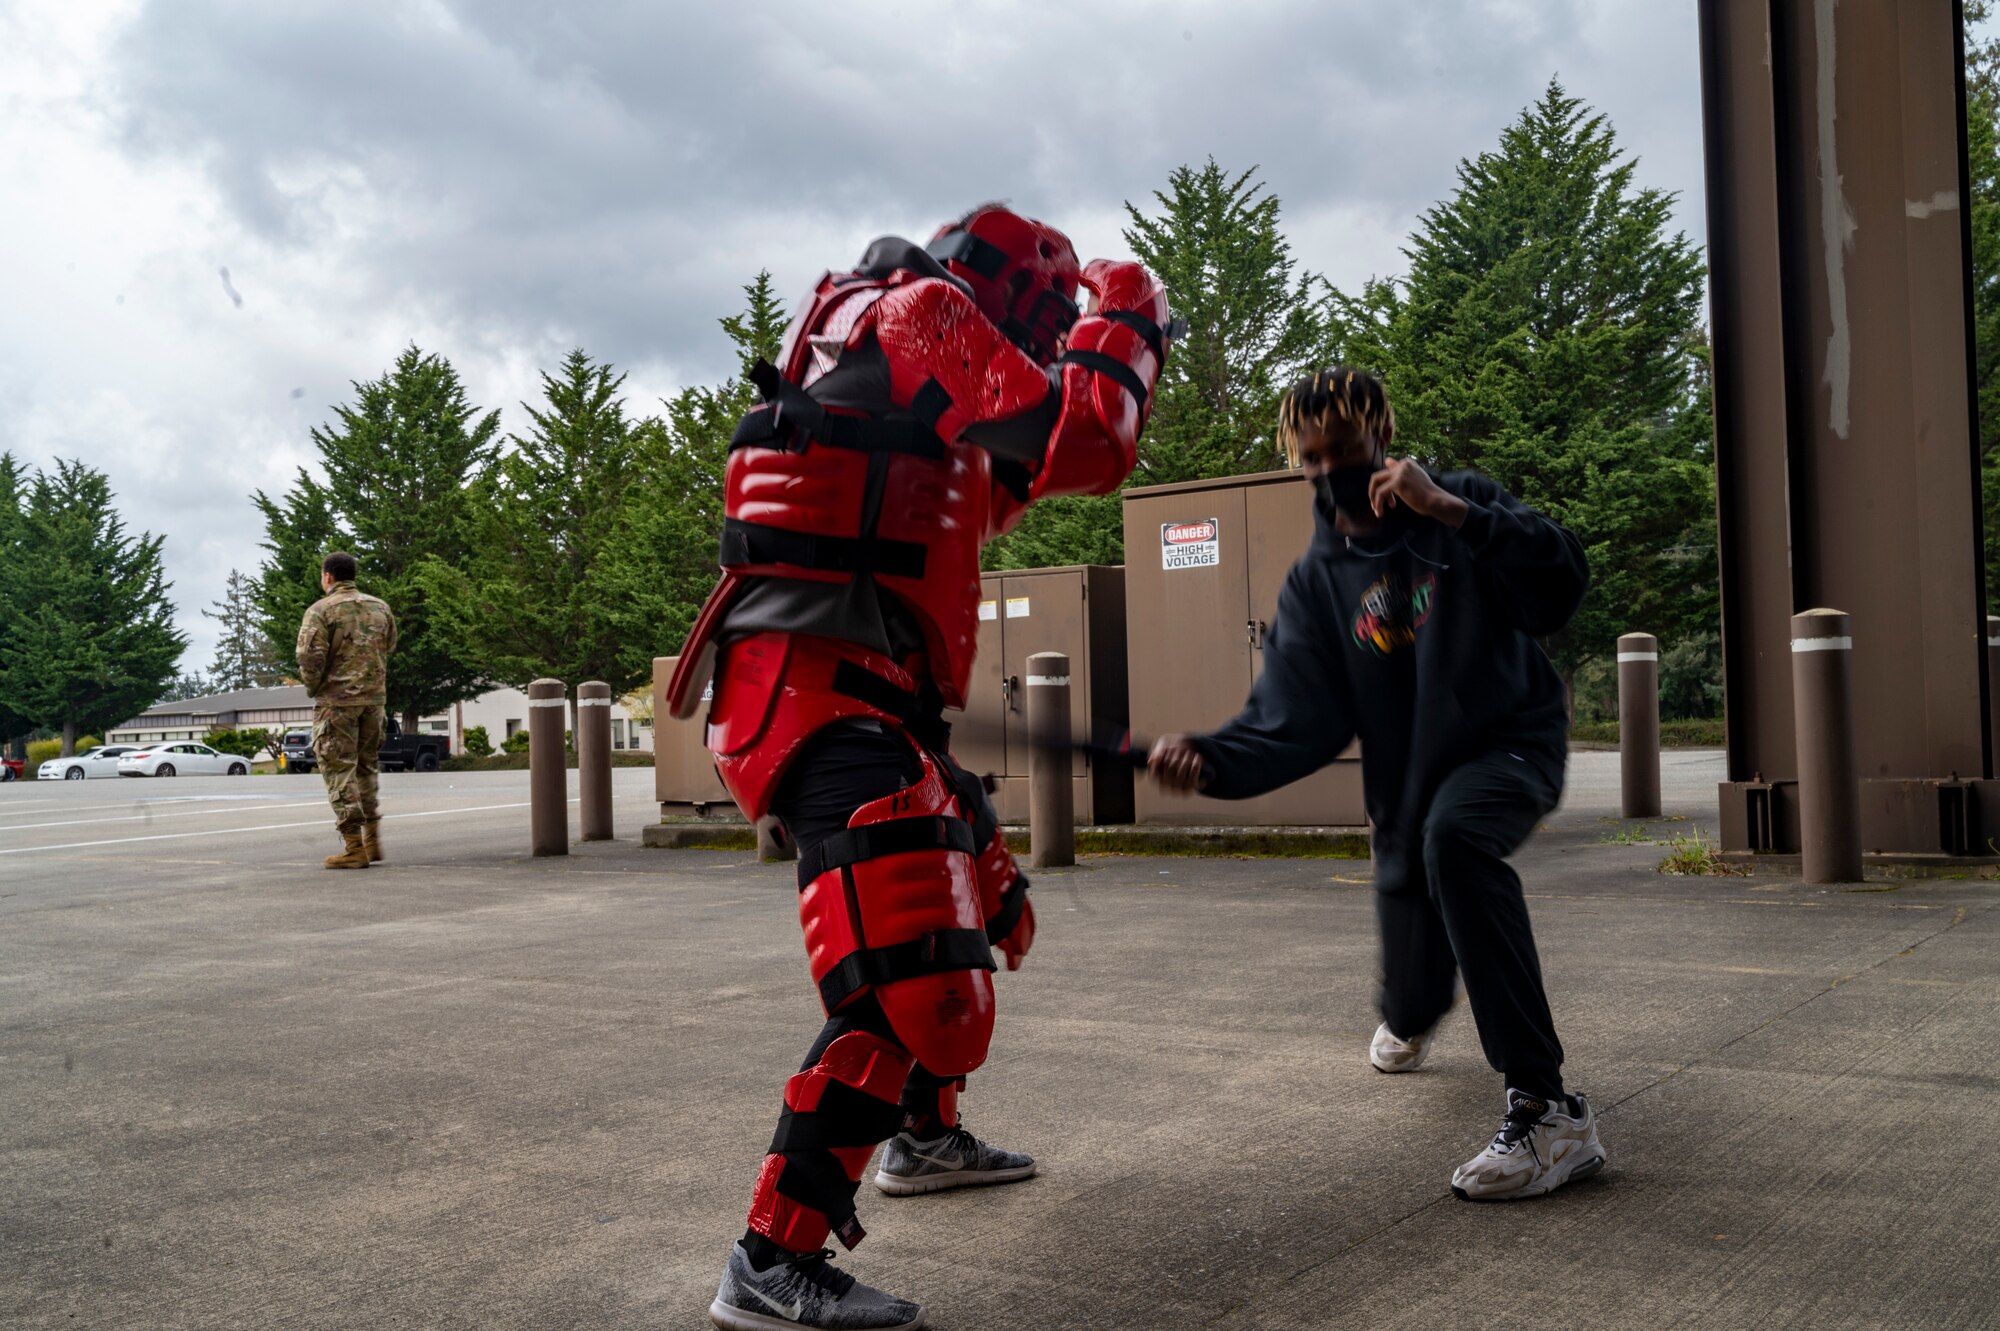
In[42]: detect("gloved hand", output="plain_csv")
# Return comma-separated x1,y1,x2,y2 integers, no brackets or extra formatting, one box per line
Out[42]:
996,896,1036,971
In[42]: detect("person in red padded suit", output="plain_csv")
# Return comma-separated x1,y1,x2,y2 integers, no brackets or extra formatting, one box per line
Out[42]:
670,205,1170,1331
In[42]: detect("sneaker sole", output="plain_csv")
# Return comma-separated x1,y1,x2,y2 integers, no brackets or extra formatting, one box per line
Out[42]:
709,1297,923,1330
873,1161,1038,1196
1369,1049,1429,1073
1451,1149,1607,1202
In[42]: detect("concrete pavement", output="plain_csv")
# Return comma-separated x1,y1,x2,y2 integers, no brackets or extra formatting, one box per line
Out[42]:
3,755,1996,1328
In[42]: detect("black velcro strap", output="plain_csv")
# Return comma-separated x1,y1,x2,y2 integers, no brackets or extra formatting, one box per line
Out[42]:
797,815,978,889
830,659,920,722
720,518,927,579
1057,349,1149,407
730,402,785,450
910,378,953,430
986,874,1031,944
1104,310,1167,366
927,230,1009,281
992,459,1032,503
769,1081,907,1153
817,929,996,1013
748,358,786,399
773,1154,865,1248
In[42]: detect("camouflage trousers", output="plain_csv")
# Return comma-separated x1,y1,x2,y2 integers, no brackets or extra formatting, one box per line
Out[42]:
315,705,384,835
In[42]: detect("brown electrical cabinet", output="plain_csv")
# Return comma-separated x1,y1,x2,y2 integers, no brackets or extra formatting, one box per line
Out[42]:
652,655,736,816
1122,471,1364,826
945,565,1132,827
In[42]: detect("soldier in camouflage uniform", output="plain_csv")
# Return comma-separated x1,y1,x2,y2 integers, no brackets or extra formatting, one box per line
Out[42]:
296,551,397,869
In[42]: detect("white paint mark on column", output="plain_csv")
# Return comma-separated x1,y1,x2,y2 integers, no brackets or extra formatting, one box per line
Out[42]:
1905,190,1960,219
1816,0,1854,439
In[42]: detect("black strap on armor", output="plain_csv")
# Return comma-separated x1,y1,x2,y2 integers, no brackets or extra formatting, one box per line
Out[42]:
827,659,955,763
817,928,996,1014
1055,349,1149,407
1103,310,1168,367
731,360,948,460
797,815,978,889
927,229,1009,281
909,378,953,431
768,1080,907,1154
985,873,1031,944
992,459,1032,503
720,518,927,580
772,1152,868,1248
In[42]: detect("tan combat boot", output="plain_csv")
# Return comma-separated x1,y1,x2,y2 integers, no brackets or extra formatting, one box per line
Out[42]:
325,831,371,869
363,820,383,863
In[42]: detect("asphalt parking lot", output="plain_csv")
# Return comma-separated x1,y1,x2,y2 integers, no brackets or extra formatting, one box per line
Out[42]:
4,754,1997,1329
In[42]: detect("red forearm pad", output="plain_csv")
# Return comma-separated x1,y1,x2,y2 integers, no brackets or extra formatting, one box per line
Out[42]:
864,277,1053,443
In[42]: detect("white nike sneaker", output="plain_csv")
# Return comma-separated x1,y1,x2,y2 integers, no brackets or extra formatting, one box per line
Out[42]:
709,1241,922,1330
1369,1021,1436,1073
873,1124,1036,1196
1451,1088,1607,1201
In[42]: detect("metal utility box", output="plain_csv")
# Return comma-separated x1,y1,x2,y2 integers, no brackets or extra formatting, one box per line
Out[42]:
1122,471,1364,826
946,565,1133,827
652,655,736,817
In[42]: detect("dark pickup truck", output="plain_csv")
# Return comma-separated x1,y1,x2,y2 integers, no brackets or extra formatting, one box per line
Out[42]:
377,718,446,772
282,720,446,773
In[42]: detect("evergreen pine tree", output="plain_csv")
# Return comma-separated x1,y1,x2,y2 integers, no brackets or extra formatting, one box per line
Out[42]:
252,346,497,725
1333,80,1710,681
0,459,185,752
0,453,32,752
598,272,786,678
421,349,644,721
204,569,287,690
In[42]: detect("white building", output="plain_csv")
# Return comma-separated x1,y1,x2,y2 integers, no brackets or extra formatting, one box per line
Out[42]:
110,685,652,754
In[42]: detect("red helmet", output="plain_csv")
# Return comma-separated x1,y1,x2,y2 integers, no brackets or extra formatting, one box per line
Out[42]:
928,205,1082,366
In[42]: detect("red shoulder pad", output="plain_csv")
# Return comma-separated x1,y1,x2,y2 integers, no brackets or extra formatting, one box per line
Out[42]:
860,278,1053,443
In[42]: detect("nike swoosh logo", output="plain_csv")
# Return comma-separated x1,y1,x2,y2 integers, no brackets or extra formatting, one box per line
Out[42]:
912,1150,965,1169
746,1285,803,1321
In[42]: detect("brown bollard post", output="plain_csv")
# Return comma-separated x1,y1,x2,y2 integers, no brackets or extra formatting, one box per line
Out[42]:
1026,651,1074,869
1617,632,1661,819
1987,617,2000,774
528,678,568,857
1791,610,1862,882
577,681,613,842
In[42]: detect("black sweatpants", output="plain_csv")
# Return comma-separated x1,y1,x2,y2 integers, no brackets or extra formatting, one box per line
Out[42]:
1375,748,1566,1099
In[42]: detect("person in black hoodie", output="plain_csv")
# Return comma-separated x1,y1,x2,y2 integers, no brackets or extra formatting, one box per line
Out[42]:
1150,367,1608,1201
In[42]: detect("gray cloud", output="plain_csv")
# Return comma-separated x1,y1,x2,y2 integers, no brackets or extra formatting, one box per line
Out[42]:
6,0,1720,669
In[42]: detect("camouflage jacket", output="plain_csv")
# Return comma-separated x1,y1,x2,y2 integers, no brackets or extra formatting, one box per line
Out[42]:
297,581,397,706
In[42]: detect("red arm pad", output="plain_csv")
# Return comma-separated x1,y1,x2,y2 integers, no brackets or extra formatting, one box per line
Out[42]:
862,276,1054,443
1032,259,1171,501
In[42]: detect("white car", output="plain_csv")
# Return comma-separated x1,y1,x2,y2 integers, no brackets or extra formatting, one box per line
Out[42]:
37,746,141,780
117,742,253,778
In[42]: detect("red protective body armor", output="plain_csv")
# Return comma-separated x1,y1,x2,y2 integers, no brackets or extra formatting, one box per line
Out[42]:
667,255,1169,723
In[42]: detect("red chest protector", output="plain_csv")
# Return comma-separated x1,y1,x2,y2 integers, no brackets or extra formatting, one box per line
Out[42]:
700,270,1053,712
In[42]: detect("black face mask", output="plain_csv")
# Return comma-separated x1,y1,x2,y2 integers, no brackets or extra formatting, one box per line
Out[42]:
1316,462,1380,519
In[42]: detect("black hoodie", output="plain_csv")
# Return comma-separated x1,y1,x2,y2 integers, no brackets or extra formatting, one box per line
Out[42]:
1189,471,1588,893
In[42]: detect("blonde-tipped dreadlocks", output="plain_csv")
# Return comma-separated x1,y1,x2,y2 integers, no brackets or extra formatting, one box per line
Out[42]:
1277,367,1396,467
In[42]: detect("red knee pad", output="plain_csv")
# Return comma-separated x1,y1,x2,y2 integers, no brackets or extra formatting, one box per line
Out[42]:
796,751,997,1077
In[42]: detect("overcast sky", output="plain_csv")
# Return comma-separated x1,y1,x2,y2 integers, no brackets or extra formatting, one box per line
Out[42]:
0,0,1719,672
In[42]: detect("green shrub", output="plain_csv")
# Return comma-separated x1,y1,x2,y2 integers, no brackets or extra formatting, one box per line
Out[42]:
205,728,270,759
502,729,531,754
26,738,61,768
462,725,493,757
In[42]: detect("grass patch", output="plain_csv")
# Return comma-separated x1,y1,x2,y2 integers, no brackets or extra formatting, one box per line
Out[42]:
1657,826,1742,876
1570,718,1725,747
1599,823,1657,845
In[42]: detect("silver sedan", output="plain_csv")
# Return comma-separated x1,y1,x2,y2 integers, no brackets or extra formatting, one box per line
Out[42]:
37,746,141,780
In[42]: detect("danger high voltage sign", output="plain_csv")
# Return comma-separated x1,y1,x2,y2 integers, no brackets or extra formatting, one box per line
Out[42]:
1161,519,1220,570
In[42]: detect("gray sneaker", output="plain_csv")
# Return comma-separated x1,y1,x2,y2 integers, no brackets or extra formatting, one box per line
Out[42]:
873,1124,1037,1196
709,1242,922,1330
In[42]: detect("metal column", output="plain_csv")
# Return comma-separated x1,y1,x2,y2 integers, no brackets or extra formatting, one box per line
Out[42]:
1700,0,1994,856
